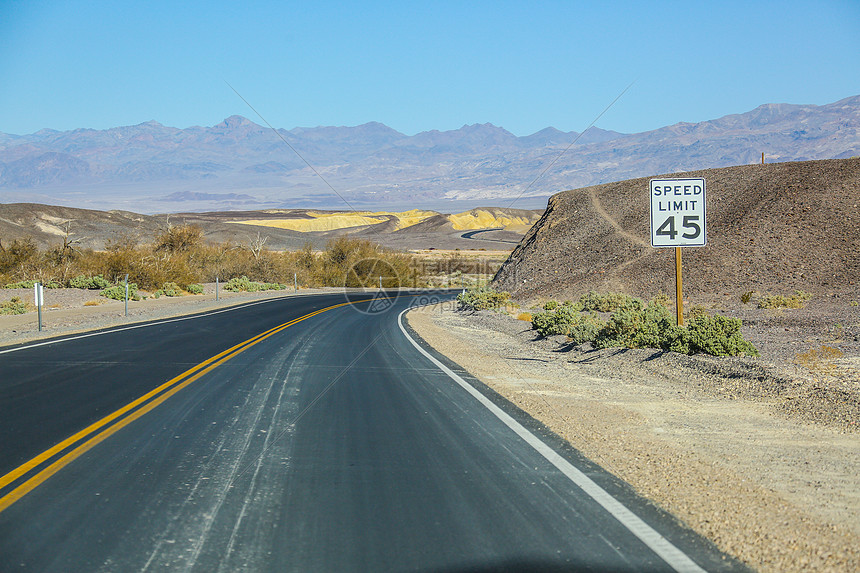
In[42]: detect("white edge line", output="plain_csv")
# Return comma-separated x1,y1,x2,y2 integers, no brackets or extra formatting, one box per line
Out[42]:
397,306,707,573
0,292,331,355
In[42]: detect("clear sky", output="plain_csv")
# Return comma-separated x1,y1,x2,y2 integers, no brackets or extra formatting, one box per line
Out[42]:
1,0,858,137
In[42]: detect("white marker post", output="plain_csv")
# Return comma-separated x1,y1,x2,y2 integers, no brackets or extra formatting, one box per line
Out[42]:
124,274,129,317
650,178,707,325
34,282,44,331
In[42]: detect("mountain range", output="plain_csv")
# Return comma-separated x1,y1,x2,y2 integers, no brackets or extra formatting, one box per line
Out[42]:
1,95,858,213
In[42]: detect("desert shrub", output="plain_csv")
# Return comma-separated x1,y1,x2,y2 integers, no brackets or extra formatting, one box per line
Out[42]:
68,274,111,290
667,314,759,357
1,297,29,315
456,286,512,311
566,313,608,344
543,300,559,311
154,282,182,298
3,279,61,289
223,276,286,292
594,299,672,349
532,305,607,343
0,238,38,276
532,305,577,336
154,224,203,254
794,345,843,374
579,291,639,312
101,283,140,301
685,304,710,321
740,291,755,304
4,279,37,289
758,290,813,309
186,283,204,294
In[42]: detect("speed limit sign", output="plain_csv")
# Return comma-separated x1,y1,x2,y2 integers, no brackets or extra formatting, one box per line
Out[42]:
649,178,706,247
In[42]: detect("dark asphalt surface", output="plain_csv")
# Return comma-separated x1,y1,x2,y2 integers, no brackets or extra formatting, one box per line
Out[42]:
0,291,743,572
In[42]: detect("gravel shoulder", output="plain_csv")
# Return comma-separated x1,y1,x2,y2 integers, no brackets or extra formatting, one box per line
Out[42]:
406,303,859,572
0,285,336,347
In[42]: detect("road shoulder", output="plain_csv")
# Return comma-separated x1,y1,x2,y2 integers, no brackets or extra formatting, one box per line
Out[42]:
406,304,859,573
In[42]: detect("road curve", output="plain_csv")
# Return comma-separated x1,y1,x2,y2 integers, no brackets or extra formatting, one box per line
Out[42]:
0,291,743,572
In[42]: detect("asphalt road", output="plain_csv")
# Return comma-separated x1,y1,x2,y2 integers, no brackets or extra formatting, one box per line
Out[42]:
459,228,519,244
0,291,744,572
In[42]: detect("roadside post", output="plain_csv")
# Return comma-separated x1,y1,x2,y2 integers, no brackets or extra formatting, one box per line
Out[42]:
34,282,44,331
124,274,129,317
294,273,298,292
216,277,219,301
649,178,707,326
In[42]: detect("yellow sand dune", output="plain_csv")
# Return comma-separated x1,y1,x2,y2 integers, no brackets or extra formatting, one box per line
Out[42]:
230,208,537,233
231,209,438,232
448,209,538,231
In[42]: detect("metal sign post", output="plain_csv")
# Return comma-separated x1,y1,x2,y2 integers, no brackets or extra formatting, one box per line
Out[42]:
34,282,44,331
650,178,707,326
216,277,220,301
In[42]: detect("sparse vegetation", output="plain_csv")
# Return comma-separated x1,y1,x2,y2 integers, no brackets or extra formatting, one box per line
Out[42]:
186,283,204,294
758,290,813,309
153,282,182,298
0,230,428,293
531,293,758,357
101,283,140,301
1,297,29,315
456,286,513,311
794,345,844,375
578,290,637,313
68,274,111,290
222,276,287,293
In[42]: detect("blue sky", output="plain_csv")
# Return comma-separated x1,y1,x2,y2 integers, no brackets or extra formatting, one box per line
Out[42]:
1,0,858,136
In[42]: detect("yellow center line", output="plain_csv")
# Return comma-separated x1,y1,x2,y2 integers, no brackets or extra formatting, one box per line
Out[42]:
0,299,365,513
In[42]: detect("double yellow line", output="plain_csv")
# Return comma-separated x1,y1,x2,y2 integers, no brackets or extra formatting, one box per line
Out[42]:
0,300,360,513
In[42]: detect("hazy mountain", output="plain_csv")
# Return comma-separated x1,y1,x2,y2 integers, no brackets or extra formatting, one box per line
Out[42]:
0,95,857,213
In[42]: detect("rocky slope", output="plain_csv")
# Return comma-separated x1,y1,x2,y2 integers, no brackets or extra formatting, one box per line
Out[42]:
493,158,860,301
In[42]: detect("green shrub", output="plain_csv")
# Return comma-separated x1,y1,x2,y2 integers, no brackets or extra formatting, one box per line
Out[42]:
4,279,61,289
1,297,29,315
758,290,813,309
222,276,287,292
531,292,758,357
186,283,204,294
101,283,140,301
159,282,182,297
456,286,512,311
685,304,709,321
593,299,672,349
542,300,559,311
532,305,580,337
578,291,639,312
668,314,759,357
4,280,37,289
565,313,607,344
69,274,111,290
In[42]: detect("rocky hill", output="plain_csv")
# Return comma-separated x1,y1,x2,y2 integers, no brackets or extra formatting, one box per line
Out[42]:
493,158,860,301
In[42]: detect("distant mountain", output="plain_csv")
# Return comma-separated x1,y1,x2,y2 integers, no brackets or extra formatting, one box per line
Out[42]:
0,96,857,213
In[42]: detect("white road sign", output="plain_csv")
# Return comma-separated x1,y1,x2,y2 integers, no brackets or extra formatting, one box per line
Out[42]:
649,178,707,247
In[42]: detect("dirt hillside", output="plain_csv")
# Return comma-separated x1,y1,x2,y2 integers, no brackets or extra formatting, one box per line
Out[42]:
493,158,860,301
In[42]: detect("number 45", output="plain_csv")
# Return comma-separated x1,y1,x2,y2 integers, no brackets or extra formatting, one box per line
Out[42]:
656,215,701,240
